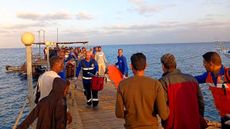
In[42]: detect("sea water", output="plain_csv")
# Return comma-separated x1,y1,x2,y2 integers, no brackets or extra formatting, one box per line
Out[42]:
1,42,230,129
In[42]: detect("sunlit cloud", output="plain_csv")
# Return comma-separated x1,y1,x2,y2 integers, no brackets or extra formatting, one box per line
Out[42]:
17,11,72,21
76,12,93,20
103,20,230,32
128,0,160,15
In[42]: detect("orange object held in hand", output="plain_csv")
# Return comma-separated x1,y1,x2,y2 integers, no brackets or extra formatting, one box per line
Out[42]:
107,65,123,88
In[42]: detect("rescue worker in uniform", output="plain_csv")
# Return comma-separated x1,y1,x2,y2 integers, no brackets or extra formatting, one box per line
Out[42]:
76,51,99,107
195,51,230,129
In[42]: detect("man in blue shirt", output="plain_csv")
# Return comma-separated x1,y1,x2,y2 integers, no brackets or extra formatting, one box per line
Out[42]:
115,49,128,78
76,51,99,107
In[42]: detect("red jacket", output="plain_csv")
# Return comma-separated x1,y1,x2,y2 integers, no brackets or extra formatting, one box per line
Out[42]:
160,69,204,129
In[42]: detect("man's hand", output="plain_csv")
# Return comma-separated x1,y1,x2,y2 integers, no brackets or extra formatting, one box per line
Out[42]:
123,75,127,79
67,112,72,124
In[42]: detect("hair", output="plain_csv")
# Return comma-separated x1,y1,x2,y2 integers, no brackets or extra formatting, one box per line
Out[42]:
202,51,221,65
118,49,123,52
131,53,146,71
161,53,177,69
50,56,64,68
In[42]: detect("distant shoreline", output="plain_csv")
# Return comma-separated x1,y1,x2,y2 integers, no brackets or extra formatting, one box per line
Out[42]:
1,41,230,49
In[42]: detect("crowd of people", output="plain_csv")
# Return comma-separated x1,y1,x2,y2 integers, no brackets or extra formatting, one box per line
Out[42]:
16,45,230,129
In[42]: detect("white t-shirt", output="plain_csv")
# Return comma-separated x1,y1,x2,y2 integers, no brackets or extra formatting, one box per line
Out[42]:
95,51,107,64
37,71,60,101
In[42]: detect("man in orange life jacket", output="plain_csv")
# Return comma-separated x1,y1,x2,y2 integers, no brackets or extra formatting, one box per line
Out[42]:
195,51,230,129
195,51,230,88
159,53,205,129
76,51,99,107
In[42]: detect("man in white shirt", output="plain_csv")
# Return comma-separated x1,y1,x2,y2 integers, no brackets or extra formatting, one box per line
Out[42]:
95,46,107,76
35,56,64,102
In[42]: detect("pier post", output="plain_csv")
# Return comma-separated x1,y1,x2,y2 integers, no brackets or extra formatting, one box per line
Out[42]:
21,32,35,128
45,41,51,70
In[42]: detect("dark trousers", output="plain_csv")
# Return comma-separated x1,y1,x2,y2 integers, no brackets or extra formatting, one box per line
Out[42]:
83,80,99,106
221,116,230,129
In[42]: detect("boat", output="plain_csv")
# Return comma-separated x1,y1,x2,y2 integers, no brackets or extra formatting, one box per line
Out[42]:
5,65,23,73
216,41,230,58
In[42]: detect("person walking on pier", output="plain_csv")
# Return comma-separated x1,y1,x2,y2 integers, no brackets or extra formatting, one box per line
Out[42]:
159,53,205,129
76,51,99,107
115,49,128,78
95,46,107,76
115,53,169,129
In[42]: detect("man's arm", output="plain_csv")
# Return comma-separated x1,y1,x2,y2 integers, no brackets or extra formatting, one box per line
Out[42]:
194,72,208,84
17,105,39,129
197,83,204,116
115,86,125,118
155,81,169,120
94,60,99,73
75,61,82,77
159,78,168,102
123,56,128,76
115,57,119,66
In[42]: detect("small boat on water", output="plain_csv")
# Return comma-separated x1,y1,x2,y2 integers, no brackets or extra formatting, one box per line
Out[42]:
5,65,22,73
216,41,230,58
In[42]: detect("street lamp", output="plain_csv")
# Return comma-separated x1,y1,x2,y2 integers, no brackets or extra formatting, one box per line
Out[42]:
37,29,46,55
45,41,51,70
21,32,35,111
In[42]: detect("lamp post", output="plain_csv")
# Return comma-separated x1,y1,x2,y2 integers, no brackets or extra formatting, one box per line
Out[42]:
21,32,35,111
37,29,45,55
45,41,51,70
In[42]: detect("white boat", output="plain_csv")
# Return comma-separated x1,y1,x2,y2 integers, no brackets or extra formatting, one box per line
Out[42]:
216,41,230,58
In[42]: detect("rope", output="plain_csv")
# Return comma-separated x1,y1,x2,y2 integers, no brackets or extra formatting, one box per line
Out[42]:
12,99,28,129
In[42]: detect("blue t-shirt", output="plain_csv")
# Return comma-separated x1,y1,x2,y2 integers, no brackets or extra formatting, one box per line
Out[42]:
115,55,128,75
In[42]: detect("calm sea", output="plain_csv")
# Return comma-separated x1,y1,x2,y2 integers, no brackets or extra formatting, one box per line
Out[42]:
1,43,230,128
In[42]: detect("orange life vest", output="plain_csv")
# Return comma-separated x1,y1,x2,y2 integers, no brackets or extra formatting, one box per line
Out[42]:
206,67,230,116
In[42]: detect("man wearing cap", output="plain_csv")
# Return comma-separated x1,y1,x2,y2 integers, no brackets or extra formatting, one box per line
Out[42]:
159,53,205,129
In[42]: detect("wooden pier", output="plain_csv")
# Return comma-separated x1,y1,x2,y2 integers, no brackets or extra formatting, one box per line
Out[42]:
66,79,221,129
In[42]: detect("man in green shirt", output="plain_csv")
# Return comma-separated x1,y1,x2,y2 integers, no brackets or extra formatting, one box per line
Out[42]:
115,53,169,129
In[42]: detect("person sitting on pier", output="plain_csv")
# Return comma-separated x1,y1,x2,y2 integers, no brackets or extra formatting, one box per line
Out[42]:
76,51,99,107
159,53,205,129
115,53,169,129
17,79,71,129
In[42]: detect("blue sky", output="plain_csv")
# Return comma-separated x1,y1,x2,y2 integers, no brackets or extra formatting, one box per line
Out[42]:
0,0,229,48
